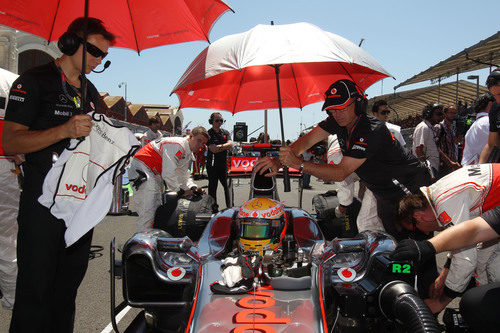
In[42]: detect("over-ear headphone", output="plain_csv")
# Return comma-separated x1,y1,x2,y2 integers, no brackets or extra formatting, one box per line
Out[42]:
58,31,82,56
354,94,368,116
422,103,442,120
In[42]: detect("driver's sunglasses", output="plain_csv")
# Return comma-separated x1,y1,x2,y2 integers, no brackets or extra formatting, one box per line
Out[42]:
380,110,390,115
78,37,108,59
214,119,224,123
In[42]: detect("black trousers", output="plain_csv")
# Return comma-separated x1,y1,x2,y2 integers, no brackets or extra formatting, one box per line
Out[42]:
460,282,500,332
207,164,230,208
10,189,93,333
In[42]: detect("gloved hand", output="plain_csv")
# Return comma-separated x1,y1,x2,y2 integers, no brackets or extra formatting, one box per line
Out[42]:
390,239,436,264
219,257,243,288
218,254,262,287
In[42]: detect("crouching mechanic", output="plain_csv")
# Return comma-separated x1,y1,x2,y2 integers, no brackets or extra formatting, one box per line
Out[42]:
128,126,209,232
211,197,286,294
392,163,500,314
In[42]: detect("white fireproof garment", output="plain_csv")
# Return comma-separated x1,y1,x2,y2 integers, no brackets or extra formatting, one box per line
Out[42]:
39,112,139,246
421,163,500,293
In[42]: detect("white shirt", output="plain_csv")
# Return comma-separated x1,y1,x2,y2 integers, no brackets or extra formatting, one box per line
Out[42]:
386,122,406,147
461,112,489,166
412,120,440,171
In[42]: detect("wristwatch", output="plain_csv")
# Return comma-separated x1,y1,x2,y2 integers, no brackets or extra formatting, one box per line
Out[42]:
298,160,305,173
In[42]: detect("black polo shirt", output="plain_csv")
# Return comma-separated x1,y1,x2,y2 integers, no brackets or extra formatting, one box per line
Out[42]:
206,127,230,168
5,62,101,194
318,113,428,197
489,102,500,132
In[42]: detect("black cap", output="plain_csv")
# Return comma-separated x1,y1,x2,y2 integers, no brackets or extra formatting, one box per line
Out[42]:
322,79,363,111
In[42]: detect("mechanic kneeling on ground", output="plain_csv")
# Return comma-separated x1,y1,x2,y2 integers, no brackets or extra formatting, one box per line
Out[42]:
392,163,500,317
391,186,500,332
128,126,209,232
255,78,436,299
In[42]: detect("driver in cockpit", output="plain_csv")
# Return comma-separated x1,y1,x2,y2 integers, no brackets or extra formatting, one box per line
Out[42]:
210,197,287,294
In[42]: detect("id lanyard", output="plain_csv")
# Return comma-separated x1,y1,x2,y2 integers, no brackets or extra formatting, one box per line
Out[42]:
56,63,82,111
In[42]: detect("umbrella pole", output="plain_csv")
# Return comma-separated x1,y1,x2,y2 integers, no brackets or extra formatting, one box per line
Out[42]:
272,64,291,192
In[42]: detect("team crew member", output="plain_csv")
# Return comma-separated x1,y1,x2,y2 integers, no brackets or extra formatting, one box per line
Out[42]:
393,163,500,313
129,126,209,232
479,69,500,163
207,112,233,212
2,18,114,332
412,103,444,176
391,174,500,332
256,79,431,238
371,99,406,147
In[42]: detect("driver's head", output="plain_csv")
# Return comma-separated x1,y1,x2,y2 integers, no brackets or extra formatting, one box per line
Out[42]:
397,193,441,234
236,197,286,256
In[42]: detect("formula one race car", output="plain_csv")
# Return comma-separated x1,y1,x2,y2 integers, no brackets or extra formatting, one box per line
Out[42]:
110,165,439,333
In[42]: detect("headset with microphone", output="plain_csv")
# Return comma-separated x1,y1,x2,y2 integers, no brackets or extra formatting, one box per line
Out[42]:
92,60,111,73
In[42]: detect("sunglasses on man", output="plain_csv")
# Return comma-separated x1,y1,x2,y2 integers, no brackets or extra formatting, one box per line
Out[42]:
214,119,224,123
77,37,108,59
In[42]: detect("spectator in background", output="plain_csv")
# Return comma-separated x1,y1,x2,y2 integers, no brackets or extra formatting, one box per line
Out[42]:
207,112,233,212
301,148,313,189
372,99,406,147
462,93,495,165
479,69,500,163
436,105,461,176
412,103,444,176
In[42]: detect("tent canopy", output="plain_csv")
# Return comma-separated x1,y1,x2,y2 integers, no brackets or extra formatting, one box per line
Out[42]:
395,31,500,89
369,80,488,120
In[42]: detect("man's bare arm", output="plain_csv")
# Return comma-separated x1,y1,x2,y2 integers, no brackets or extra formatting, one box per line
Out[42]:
479,132,500,163
429,217,499,253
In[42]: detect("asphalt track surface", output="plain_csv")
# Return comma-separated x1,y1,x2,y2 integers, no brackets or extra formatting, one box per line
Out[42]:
0,176,454,332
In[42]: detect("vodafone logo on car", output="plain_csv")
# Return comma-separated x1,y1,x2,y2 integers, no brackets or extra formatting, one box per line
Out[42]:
337,267,356,282
167,267,186,281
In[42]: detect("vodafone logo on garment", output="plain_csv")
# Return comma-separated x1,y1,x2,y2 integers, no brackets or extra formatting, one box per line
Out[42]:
65,183,86,194
337,267,356,282
167,267,186,281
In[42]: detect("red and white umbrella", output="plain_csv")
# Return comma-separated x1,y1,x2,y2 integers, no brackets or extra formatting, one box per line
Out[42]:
172,22,391,191
172,22,391,112
0,0,233,53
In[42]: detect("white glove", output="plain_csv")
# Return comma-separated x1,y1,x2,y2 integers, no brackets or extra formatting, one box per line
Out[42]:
219,257,243,287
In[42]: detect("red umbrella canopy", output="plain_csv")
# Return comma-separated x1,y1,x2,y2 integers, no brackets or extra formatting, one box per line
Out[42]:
172,22,392,113
0,0,233,52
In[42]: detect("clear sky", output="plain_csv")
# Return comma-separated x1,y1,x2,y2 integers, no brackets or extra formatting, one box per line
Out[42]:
87,0,499,141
